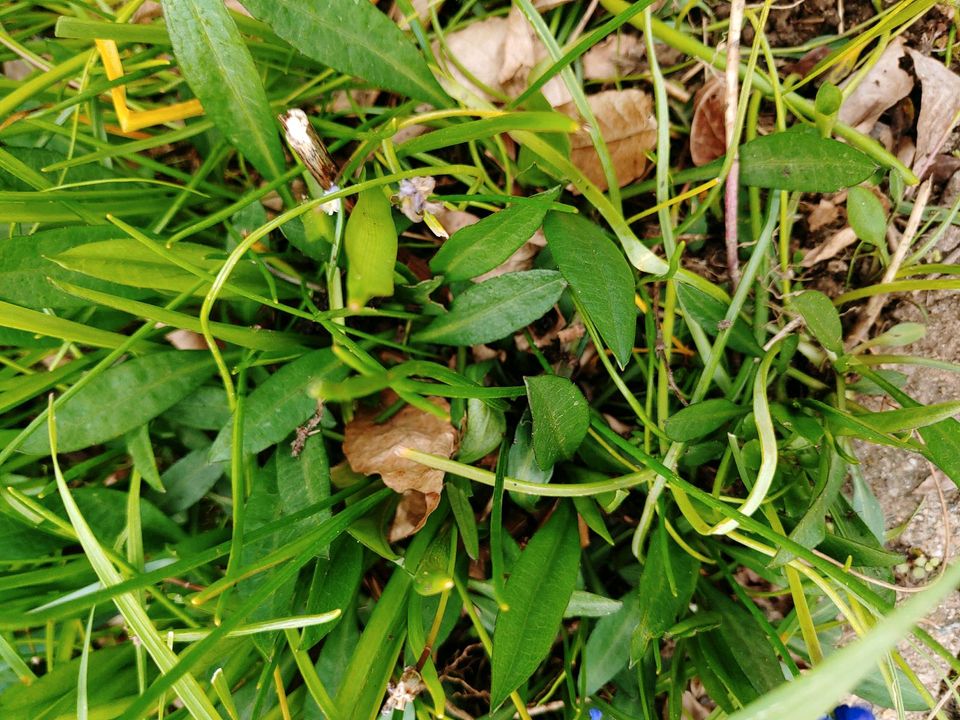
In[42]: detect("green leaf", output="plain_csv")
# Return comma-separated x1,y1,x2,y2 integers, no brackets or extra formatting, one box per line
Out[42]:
241,0,448,107
664,398,745,442
507,412,553,510
126,424,163,493
581,590,641,695
793,290,843,356
302,537,364,649
677,283,762,356
632,522,700,660
0,228,151,309
846,186,887,247
20,352,215,454
543,212,636,367
209,349,347,462
162,0,285,180
430,189,558,282
153,448,225,513
491,501,580,709
344,188,398,309
726,558,960,720
458,397,506,464
413,270,566,346
399,114,576,156
740,126,877,192
853,401,960,434
0,299,153,351
525,375,589,470
52,239,273,298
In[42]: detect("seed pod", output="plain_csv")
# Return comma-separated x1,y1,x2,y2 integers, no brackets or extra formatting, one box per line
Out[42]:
344,187,397,309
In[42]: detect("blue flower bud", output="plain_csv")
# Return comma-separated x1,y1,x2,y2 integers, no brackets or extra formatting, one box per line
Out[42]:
833,704,875,720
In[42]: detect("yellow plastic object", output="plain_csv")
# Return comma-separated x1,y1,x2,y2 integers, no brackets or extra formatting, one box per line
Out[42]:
95,39,204,132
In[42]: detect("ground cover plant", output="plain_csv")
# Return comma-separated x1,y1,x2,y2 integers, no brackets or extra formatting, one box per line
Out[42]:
2,0,960,718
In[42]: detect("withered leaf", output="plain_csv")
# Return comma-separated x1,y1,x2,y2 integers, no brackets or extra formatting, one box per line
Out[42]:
564,89,657,190
689,77,726,166
582,33,646,80
343,397,457,541
907,47,960,179
838,38,913,133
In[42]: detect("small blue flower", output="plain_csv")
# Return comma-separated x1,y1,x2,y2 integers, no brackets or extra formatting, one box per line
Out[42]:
589,709,603,720
833,705,875,720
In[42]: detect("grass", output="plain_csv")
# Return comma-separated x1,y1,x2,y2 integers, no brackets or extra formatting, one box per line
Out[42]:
1,1,959,719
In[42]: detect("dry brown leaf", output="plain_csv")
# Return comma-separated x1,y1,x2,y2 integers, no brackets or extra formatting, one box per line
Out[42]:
689,77,726,166
343,397,457,541
582,33,645,80
564,89,656,190
434,8,569,106
165,329,208,350
807,198,841,233
801,226,858,268
907,48,960,179
434,18,508,102
432,206,480,238
838,38,913,133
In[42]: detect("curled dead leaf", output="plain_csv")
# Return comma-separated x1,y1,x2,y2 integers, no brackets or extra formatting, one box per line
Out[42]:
801,226,858,268
563,89,656,190
689,77,726,166
343,397,457,541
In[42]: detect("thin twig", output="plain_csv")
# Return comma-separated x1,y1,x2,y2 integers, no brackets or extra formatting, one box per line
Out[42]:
724,0,745,289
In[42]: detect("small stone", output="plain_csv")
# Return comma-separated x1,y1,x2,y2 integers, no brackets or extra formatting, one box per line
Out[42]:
911,566,928,580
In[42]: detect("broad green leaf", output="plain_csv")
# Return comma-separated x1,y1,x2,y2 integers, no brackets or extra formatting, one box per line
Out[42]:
0,228,150,309
302,537,363,649
277,433,331,530
344,188,398,309
0,512,72,562
664,398,745,442
209,348,347,462
564,591,622,618
458,397,506,463
164,386,231,430
694,586,785,710
726,558,960,720
413,270,566,346
772,451,846,567
447,476,479,559
740,126,877,192
491,501,579,709
632,522,699,660
793,290,843,356
525,375,589,470
846,186,887,247
543,212,636,367
581,590,641,694
153,448,225,513
163,0,285,180
507,412,553,510
0,352,99,415
52,239,273,298
430,188,558,282
399,114,576,156
20,351,215,454
241,0,448,107
677,283,762,356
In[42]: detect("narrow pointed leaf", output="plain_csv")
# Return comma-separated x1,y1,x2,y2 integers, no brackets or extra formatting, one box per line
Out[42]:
163,0,285,180
241,0,448,107
491,502,580,708
543,212,636,367
430,189,558,282
413,270,566,346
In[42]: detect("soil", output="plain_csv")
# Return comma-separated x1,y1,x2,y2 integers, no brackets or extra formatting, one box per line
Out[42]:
854,290,960,718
